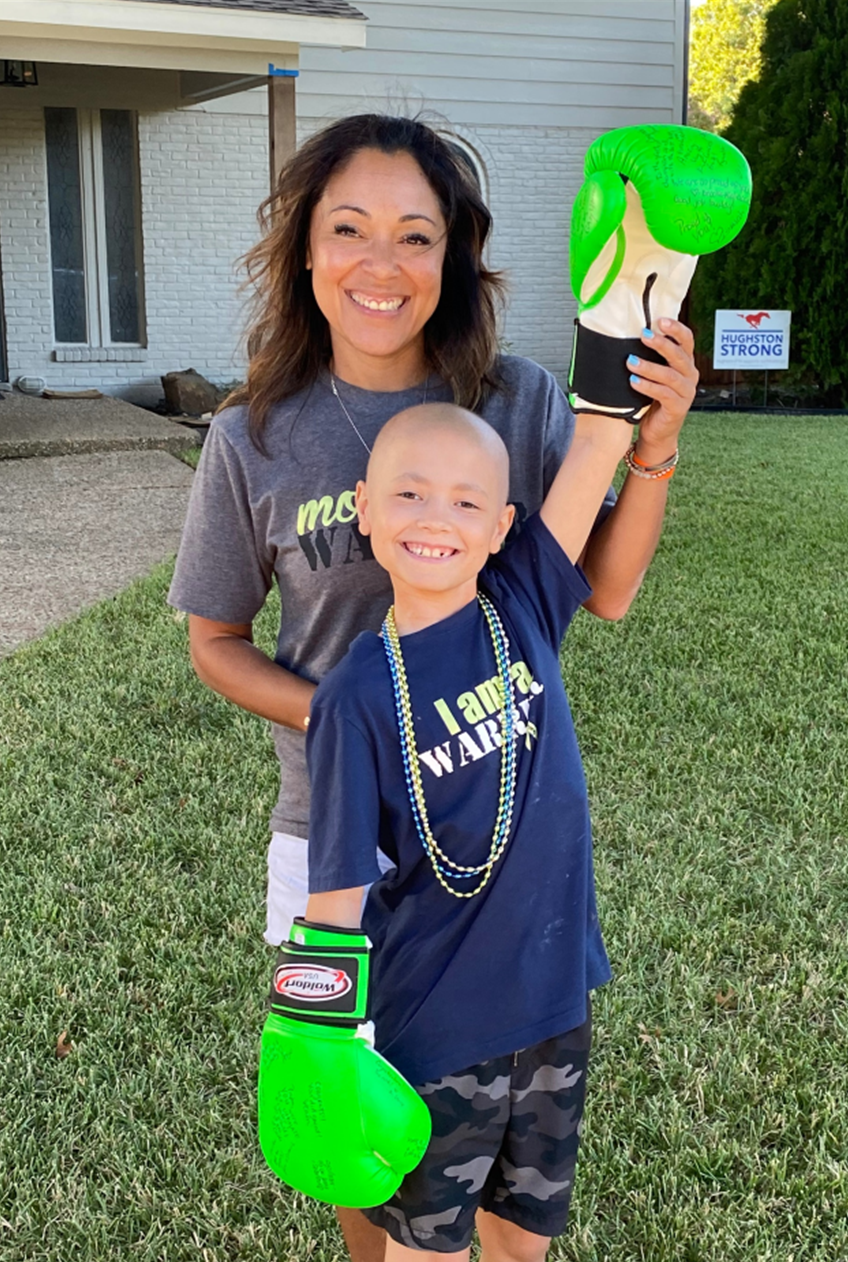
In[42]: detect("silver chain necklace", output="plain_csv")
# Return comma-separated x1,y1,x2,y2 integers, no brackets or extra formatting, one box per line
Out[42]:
329,371,429,456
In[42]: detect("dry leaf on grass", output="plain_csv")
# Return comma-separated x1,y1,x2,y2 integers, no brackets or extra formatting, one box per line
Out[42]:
55,1030,73,1059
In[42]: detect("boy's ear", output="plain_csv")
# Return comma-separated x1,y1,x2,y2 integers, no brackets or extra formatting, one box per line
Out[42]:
490,502,515,553
355,480,371,535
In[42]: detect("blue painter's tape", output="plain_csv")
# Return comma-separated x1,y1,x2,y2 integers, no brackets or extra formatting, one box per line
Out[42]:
268,65,300,77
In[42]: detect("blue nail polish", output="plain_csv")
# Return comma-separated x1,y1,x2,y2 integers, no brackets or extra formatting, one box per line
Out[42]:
642,327,654,338
630,374,640,385
627,354,639,367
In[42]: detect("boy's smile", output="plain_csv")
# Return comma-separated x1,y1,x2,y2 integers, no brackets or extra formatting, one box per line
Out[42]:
401,542,457,560
355,405,515,634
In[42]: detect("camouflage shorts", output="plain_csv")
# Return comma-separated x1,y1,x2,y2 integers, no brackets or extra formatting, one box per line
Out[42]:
363,1003,592,1253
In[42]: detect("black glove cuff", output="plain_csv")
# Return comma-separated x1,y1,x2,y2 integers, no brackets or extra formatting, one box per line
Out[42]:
569,321,666,415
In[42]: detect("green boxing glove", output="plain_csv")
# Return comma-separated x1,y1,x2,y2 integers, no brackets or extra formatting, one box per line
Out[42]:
568,124,752,419
258,918,432,1208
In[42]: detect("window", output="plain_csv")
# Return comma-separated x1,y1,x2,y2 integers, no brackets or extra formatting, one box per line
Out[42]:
45,108,145,347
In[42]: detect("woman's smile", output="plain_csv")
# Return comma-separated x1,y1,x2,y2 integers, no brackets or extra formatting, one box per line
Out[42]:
347,290,409,314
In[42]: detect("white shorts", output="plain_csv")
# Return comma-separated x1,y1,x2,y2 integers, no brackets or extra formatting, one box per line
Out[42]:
264,831,394,946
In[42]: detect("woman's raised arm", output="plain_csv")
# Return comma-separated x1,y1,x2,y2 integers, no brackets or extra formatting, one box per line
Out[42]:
580,316,698,621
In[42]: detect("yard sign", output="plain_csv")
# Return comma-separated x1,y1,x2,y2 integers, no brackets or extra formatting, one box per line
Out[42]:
713,310,791,370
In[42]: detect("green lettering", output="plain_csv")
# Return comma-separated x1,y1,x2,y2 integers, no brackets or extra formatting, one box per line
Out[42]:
297,496,335,535
510,661,533,695
475,677,504,716
457,691,486,724
433,698,461,736
335,490,357,524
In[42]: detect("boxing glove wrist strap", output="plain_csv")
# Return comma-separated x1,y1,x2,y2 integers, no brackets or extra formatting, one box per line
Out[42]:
269,918,369,1028
570,322,667,416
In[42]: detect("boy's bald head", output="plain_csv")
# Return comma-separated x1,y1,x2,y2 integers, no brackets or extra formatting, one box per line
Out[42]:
355,401,516,602
368,403,510,505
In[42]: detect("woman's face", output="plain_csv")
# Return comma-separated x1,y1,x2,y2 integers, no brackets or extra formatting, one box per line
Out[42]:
307,148,448,383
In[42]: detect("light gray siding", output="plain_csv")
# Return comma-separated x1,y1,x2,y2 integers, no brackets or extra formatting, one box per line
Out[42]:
298,0,687,128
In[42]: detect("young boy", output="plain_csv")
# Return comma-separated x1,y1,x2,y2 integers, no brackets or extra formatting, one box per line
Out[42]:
267,402,634,1260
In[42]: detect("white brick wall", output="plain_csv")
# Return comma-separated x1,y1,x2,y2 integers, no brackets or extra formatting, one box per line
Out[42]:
0,105,268,403
0,109,55,375
468,124,592,380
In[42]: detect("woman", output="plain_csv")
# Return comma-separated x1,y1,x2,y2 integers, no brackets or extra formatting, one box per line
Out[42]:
168,113,696,1261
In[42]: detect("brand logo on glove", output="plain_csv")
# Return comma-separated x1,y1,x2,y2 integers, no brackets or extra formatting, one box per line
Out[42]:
274,964,352,1002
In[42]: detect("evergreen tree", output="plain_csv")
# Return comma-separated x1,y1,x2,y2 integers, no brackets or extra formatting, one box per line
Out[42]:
692,0,848,401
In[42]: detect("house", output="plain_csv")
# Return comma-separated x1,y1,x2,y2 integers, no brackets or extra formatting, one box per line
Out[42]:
0,0,689,402
0,0,366,400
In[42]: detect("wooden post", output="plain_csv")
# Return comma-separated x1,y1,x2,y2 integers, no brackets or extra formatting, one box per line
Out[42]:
268,72,297,193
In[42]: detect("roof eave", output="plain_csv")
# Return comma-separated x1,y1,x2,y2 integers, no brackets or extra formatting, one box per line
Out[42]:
0,0,366,75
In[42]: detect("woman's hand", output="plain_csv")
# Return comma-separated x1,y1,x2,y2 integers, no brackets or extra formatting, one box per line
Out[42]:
628,317,698,463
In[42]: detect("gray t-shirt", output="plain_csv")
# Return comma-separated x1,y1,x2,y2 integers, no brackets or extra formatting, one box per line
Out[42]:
168,355,613,836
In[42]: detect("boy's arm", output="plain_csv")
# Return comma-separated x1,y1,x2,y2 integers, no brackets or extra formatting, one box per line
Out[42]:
306,887,365,931
539,413,633,563
304,707,380,930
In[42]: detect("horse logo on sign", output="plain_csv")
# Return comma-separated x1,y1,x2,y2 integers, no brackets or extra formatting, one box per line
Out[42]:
738,311,770,328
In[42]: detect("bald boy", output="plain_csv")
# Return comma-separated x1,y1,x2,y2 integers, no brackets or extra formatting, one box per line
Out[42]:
290,404,630,1260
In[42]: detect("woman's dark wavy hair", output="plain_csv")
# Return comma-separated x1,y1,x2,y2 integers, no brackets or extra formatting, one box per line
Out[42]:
223,114,505,449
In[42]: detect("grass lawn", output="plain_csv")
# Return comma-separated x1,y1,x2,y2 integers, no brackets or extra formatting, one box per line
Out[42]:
1,413,846,1262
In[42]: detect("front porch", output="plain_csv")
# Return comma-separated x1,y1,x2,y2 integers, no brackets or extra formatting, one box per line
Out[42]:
0,0,365,398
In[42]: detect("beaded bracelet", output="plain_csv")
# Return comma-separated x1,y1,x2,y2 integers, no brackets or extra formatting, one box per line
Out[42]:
623,442,678,480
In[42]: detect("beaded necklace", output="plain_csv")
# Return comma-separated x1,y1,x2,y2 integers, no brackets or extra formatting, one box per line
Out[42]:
381,593,519,899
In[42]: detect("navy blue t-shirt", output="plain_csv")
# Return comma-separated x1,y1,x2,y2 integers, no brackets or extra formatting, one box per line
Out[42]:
306,513,612,1086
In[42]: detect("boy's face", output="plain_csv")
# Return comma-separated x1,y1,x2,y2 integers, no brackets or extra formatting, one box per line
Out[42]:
356,423,515,598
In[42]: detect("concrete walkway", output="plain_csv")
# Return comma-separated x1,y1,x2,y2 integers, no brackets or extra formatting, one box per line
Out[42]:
0,450,196,656
0,392,199,460
0,395,199,656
